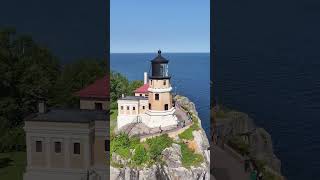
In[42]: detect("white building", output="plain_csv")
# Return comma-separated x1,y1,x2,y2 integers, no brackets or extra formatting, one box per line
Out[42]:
117,51,178,130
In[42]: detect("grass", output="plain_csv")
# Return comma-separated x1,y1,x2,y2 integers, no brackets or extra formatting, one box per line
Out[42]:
178,128,194,140
0,152,26,180
179,143,203,168
178,119,200,140
227,136,250,156
110,109,118,133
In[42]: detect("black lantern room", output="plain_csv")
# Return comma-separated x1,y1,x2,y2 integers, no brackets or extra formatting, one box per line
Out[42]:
150,50,170,79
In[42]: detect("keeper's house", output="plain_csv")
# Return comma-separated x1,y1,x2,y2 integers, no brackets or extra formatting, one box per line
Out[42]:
23,76,109,180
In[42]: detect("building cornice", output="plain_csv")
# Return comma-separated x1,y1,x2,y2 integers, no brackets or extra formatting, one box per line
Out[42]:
148,87,172,93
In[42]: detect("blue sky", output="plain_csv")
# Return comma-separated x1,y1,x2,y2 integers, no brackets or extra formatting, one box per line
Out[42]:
111,0,210,53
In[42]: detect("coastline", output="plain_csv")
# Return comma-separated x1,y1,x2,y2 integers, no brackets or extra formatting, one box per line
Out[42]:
215,106,285,180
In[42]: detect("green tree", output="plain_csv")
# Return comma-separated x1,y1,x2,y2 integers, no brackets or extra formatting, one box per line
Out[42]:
0,27,60,152
110,71,129,109
51,59,106,107
129,80,143,94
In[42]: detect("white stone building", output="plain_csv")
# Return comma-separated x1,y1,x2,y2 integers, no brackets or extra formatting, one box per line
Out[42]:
23,76,109,180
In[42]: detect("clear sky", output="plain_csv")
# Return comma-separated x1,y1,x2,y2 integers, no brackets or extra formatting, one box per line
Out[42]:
110,0,210,53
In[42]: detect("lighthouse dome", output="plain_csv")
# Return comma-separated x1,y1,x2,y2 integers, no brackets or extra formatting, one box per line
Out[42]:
150,50,170,79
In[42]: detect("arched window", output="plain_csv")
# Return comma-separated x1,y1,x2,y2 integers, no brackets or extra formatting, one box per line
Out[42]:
155,94,159,100
164,104,169,110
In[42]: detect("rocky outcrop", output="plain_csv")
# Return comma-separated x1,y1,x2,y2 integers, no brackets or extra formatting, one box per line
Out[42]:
216,109,282,175
110,95,210,180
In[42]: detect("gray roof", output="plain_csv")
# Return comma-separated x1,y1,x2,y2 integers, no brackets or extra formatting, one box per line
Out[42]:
25,109,108,123
119,96,148,101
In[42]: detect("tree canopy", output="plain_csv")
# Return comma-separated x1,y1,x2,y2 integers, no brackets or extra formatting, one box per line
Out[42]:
110,71,143,109
0,27,106,152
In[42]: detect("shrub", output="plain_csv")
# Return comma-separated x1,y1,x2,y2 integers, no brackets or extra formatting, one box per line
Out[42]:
146,134,173,161
180,143,203,168
132,144,148,165
110,133,131,158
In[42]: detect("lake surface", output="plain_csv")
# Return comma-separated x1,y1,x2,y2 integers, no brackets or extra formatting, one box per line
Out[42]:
110,53,210,136
215,54,320,180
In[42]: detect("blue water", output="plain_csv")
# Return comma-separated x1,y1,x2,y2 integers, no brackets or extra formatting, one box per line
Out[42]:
110,53,210,136
215,54,320,180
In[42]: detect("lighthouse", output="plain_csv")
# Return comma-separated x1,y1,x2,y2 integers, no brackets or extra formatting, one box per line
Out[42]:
116,50,178,130
148,50,173,111
143,50,178,128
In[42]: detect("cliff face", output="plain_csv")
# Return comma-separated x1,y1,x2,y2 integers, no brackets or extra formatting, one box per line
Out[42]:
217,110,282,174
110,95,210,180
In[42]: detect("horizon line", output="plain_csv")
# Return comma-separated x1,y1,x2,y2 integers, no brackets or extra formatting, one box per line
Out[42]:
110,51,210,54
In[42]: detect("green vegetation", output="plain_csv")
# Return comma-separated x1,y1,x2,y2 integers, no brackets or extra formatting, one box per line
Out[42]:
111,133,134,158
178,118,200,140
180,143,203,168
0,27,106,154
132,144,149,166
146,134,173,162
110,134,174,166
0,152,26,180
110,109,118,133
110,133,204,168
110,71,143,109
179,127,194,140
227,136,250,155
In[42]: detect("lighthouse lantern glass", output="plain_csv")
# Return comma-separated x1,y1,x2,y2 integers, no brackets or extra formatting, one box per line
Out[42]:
160,64,168,77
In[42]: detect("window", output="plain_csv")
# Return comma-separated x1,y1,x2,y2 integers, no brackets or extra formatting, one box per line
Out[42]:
155,94,159,100
133,107,135,110
73,143,80,154
95,103,103,110
55,142,61,153
36,141,42,152
140,94,142,96
127,106,129,110
142,106,145,110
149,103,151,110
151,80,152,85
163,80,166,85
105,140,110,152
121,106,123,110
164,104,169,110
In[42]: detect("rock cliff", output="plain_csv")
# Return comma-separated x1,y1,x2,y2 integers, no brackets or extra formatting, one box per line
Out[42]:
216,109,282,175
110,95,210,180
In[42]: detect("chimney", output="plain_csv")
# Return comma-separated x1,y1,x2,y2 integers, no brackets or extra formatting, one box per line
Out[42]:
38,101,47,113
144,72,147,84
121,94,125,98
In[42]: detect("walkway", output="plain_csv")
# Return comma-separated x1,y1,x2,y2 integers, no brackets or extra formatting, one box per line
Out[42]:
118,105,192,138
212,145,249,180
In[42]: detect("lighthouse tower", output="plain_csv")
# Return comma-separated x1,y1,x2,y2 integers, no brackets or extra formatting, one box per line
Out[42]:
141,50,178,128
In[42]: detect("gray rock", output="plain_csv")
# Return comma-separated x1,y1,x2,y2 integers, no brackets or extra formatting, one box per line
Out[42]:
162,143,182,168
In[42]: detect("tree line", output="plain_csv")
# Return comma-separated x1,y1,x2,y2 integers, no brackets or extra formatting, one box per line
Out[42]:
0,27,106,152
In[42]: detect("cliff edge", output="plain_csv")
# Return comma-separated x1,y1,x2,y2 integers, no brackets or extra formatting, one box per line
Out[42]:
110,95,210,180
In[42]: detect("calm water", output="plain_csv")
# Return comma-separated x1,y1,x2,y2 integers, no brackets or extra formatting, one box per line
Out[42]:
110,53,210,136
215,54,320,180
